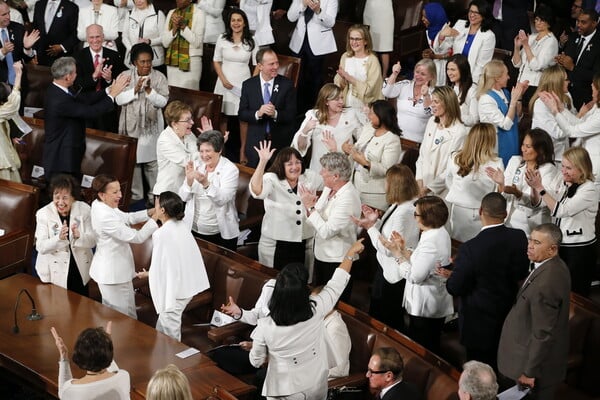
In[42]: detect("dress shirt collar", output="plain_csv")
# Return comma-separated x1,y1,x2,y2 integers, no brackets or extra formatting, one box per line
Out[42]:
380,379,403,398
481,222,504,231
90,48,103,59
259,75,275,93
52,81,71,94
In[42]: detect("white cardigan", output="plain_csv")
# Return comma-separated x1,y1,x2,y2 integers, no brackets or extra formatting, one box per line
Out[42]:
380,227,454,318
178,155,240,239
90,200,158,284
149,219,210,313
433,20,496,83
35,201,95,288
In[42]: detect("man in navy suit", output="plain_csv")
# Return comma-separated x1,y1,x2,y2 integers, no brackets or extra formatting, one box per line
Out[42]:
0,0,38,84
366,347,422,400
43,56,128,180
238,47,296,168
556,8,600,108
74,24,126,132
444,192,529,372
32,0,79,66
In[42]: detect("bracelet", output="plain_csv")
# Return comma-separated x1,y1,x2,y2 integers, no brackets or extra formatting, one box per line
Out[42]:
539,189,546,196
232,309,243,321
345,255,354,262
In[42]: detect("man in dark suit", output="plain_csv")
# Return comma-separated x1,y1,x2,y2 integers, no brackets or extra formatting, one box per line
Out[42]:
490,0,534,50
74,24,126,132
457,361,498,400
238,47,296,168
498,223,571,400
444,192,529,372
556,8,600,108
0,0,38,84
32,0,79,66
43,56,128,180
366,347,422,400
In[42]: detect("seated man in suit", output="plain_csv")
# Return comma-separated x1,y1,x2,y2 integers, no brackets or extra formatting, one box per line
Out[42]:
0,0,38,85
32,0,79,66
238,47,296,167
43,56,128,181
498,223,571,400
366,347,422,400
555,8,600,108
74,24,125,132
458,361,498,400
442,192,529,372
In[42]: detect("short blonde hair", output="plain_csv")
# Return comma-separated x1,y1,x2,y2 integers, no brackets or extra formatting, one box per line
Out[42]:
563,147,595,183
146,364,193,400
414,58,437,86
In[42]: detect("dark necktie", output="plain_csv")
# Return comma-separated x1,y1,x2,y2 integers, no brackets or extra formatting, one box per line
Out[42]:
93,54,102,91
263,82,271,134
575,36,585,64
305,6,314,23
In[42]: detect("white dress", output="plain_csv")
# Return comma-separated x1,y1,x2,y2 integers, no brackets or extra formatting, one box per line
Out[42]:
363,0,394,52
213,34,258,115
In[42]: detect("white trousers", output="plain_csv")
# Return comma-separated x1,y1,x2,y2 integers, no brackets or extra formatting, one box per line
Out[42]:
449,204,482,242
98,281,137,319
265,374,327,400
166,56,202,90
155,297,192,341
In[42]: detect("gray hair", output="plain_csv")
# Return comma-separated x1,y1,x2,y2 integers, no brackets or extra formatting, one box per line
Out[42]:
532,223,563,246
51,57,77,79
459,361,498,400
198,130,224,153
320,152,352,182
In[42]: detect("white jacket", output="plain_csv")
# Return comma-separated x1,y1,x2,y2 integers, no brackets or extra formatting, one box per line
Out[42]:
197,0,225,44
288,0,338,56
178,156,240,239
149,219,210,313
77,4,119,49
549,180,599,246
380,227,454,318
240,0,274,46
123,5,166,66
89,200,158,284
433,20,496,83
35,201,95,288
154,126,199,195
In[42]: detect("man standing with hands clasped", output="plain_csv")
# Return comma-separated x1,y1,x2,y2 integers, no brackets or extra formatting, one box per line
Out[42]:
497,223,570,400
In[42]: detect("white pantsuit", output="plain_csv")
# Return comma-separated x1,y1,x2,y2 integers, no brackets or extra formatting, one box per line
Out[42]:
90,200,158,318
154,127,199,195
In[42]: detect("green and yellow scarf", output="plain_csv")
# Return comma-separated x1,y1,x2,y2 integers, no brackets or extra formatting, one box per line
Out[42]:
165,5,193,71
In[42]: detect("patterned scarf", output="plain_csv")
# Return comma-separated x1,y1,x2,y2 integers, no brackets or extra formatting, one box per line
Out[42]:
165,5,193,71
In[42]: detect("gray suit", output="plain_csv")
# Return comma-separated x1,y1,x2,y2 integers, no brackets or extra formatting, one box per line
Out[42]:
497,255,570,398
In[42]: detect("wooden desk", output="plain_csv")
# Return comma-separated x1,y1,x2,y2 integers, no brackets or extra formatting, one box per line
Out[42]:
0,274,249,398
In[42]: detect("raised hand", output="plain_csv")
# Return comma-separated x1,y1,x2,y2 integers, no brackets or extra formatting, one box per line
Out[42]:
50,327,68,360
298,184,317,209
220,296,241,318
321,130,337,152
485,166,505,185
197,115,213,134
253,140,276,163
23,29,40,50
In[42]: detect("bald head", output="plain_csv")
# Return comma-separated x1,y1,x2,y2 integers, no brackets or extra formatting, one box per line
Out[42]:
86,24,104,52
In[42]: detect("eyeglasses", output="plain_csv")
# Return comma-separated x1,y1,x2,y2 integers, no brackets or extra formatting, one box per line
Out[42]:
367,368,389,375
178,118,194,124
467,9,481,15
349,37,364,42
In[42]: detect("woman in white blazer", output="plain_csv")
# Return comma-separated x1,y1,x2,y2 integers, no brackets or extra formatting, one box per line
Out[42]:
433,0,495,83
487,129,558,237
240,0,274,46
197,0,225,44
446,54,479,127
162,0,205,90
352,164,420,332
537,73,600,186
300,152,361,301
139,192,210,341
35,175,95,296
342,100,402,210
154,101,199,195
249,242,364,399
530,65,574,162
77,0,119,49
292,83,362,174
379,195,453,353
90,175,159,319
445,123,503,242
122,0,166,68
250,142,321,269
178,130,239,250
416,86,467,197
525,147,599,297
288,0,337,57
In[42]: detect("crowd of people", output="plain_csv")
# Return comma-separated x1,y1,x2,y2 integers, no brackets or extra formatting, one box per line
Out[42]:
0,0,598,399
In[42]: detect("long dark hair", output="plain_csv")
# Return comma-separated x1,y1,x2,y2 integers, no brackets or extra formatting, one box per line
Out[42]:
370,100,402,136
446,54,473,106
223,8,255,51
268,263,313,326
466,0,493,32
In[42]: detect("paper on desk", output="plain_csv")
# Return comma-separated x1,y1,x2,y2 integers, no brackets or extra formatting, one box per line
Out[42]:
175,347,200,359
498,385,530,400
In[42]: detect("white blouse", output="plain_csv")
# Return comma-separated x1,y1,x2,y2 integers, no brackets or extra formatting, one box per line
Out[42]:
512,32,558,87
382,80,432,143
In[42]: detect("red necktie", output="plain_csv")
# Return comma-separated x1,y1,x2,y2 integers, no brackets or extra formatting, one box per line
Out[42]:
94,54,102,91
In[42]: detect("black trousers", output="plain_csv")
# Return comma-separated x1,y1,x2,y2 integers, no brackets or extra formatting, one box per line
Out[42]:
408,315,445,354
369,268,406,333
193,232,238,252
314,258,353,303
560,243,596,297
295,35,326,114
